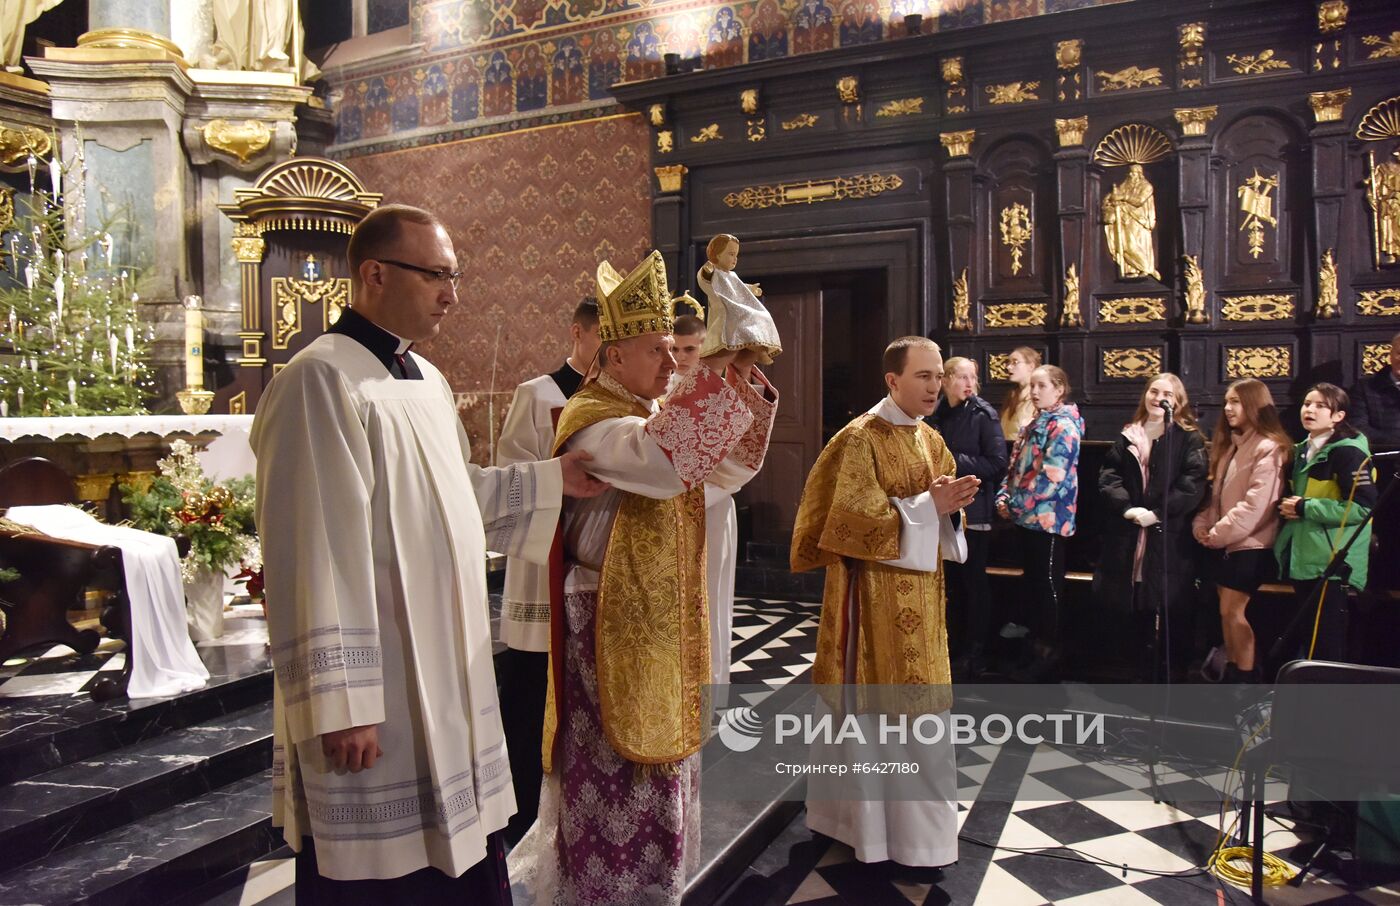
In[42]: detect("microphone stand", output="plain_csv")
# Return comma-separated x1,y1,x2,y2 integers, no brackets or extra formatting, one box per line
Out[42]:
1267,450,1400,666
1146,402,1175,805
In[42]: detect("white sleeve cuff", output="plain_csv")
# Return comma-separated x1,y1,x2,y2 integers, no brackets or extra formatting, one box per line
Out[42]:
885,491,941,572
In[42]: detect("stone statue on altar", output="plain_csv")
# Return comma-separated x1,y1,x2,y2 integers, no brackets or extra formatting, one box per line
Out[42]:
1102,164,1160,281
2,0,62,71
200,0,319,83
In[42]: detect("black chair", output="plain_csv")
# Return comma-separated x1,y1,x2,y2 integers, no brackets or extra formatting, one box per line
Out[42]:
1241,659,1400,902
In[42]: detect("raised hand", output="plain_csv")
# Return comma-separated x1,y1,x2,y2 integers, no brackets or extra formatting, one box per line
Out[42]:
559,449,612,498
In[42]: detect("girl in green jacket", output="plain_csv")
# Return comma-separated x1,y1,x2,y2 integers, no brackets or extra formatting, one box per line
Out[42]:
1275,383,1377,662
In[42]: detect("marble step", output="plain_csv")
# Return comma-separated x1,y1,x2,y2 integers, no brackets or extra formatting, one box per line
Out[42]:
0,702,273,873
0,656,272,786
0,769,278,906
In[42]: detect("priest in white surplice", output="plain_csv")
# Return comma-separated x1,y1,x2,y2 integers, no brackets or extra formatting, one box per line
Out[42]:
495,297,599,846
251,205,607,904
790,337,979,868
510,251,776,905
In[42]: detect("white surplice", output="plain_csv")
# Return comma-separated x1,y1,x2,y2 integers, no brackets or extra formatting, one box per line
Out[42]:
496,373,569,652
4,505,209,699
251,334,562,882
804,395,965,868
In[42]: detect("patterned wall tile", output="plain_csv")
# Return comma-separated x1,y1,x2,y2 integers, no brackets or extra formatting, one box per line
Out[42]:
331,0,1138,156
344,114,653,462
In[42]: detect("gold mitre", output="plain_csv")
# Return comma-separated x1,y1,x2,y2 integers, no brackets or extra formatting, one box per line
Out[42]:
596,250,695,341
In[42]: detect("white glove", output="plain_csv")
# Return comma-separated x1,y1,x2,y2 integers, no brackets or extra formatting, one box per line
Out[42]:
1124,507,1160,527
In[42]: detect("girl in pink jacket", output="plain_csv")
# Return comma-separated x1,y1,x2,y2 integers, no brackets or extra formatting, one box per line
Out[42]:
1192,379,1292,683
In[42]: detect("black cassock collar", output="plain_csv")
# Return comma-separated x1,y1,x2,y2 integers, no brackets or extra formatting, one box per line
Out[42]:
330,308,422,380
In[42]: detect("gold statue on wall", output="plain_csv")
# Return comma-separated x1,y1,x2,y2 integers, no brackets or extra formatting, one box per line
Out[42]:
1366,147,1400,266
950,267,971,331
1102,164,1160,280
1317,248,1340,319
1183,254,1207,323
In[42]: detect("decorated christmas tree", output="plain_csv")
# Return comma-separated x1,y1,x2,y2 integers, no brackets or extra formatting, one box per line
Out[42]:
0,141,153,417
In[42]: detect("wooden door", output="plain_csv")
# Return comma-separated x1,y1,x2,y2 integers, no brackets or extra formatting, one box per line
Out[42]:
738,278,823,546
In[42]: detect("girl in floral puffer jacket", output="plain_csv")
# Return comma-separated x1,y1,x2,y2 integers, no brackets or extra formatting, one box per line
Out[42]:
997,365,1084,679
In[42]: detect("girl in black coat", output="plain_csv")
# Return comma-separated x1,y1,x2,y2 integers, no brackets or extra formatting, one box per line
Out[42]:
930,356,1008,676
1092,373,1208,680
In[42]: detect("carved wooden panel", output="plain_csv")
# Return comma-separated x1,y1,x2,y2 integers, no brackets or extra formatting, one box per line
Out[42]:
981,138,1053,298
1214,113,1301,288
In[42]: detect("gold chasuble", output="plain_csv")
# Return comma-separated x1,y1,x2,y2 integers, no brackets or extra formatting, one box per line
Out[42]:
545,380,711,768
791,407,958,691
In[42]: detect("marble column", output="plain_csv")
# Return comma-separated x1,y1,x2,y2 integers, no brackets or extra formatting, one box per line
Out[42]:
87,0,172,36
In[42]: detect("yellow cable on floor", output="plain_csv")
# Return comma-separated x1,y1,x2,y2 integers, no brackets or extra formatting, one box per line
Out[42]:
1209,845,1296,888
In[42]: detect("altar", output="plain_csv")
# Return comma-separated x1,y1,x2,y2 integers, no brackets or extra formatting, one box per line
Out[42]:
0,415,256,511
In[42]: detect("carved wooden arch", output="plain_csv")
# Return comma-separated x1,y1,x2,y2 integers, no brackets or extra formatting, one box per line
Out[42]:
1209,108,1306,290
976,134,1055,298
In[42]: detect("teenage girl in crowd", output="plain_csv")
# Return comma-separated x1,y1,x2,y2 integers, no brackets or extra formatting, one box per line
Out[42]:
996,365,1082,679
1192,379,1290,683
1275,383,1377,662
998,346,1042,441
1093,374,1208,678
931,356,1008,677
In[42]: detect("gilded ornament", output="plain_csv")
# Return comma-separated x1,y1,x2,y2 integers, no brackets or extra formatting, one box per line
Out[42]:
722,173,903,210
1094,124,1173,167
1179,22,1206,67
200,119,273,164
837,76,860,104
1102,347,1163,380
999,203,1033,275
782,113,820,131
648,104,666,127
1102,165,1161,280
0,123,50,170
940,130,975,158
655,164,688,193
740,89,759,115
1317,248,1339,319
1355,96,1400,142
1308,88,1351,123
875,98,924,118
1363,343,1390,374
988,353,1012,381
1061,264,1083,327
949,267,970,331
690,124,722,144
1098,295,1165,324
1237,168,1279,260
983,302,1047,329
231,223,266,263
657,130,674,153
941,57,964,87
228,391,247,415
1056,40,1082,71
1096,65,1163,93
271,269,351,349
747,119,766,142
1365,148,1400,268
1357,288,1400,316
1318,1,1347,34
1362,32,1400,59
1220,293,1294,322
1225,346,1291,379
1183,255,1207,324
1055,117,1088,147
985,82,1040,105
0,186,13,236
1174,106,1218,137
1226,50,1292,75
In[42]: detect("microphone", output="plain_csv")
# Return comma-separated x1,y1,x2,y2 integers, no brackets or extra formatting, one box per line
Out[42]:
1158,400,1174,415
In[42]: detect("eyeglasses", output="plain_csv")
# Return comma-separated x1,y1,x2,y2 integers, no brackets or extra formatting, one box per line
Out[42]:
377,258,463,288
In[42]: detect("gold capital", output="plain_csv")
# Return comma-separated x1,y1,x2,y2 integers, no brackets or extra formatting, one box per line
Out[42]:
1173,106,1219,137
1055,117,1088,147
655,164,688,194
940,130,975,158
1308,88,1351,123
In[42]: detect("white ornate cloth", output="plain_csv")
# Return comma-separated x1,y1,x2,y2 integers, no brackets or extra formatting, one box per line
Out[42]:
697,267,782,363
251,334,562,881
4,505,209,699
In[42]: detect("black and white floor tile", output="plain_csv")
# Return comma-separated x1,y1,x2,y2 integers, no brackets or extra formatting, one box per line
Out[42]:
179,597,1400,906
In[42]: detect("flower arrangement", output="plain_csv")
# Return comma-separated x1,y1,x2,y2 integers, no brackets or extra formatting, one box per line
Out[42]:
120,440,258,583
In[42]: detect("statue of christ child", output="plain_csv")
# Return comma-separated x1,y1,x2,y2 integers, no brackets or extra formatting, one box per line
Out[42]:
697,234,783,365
